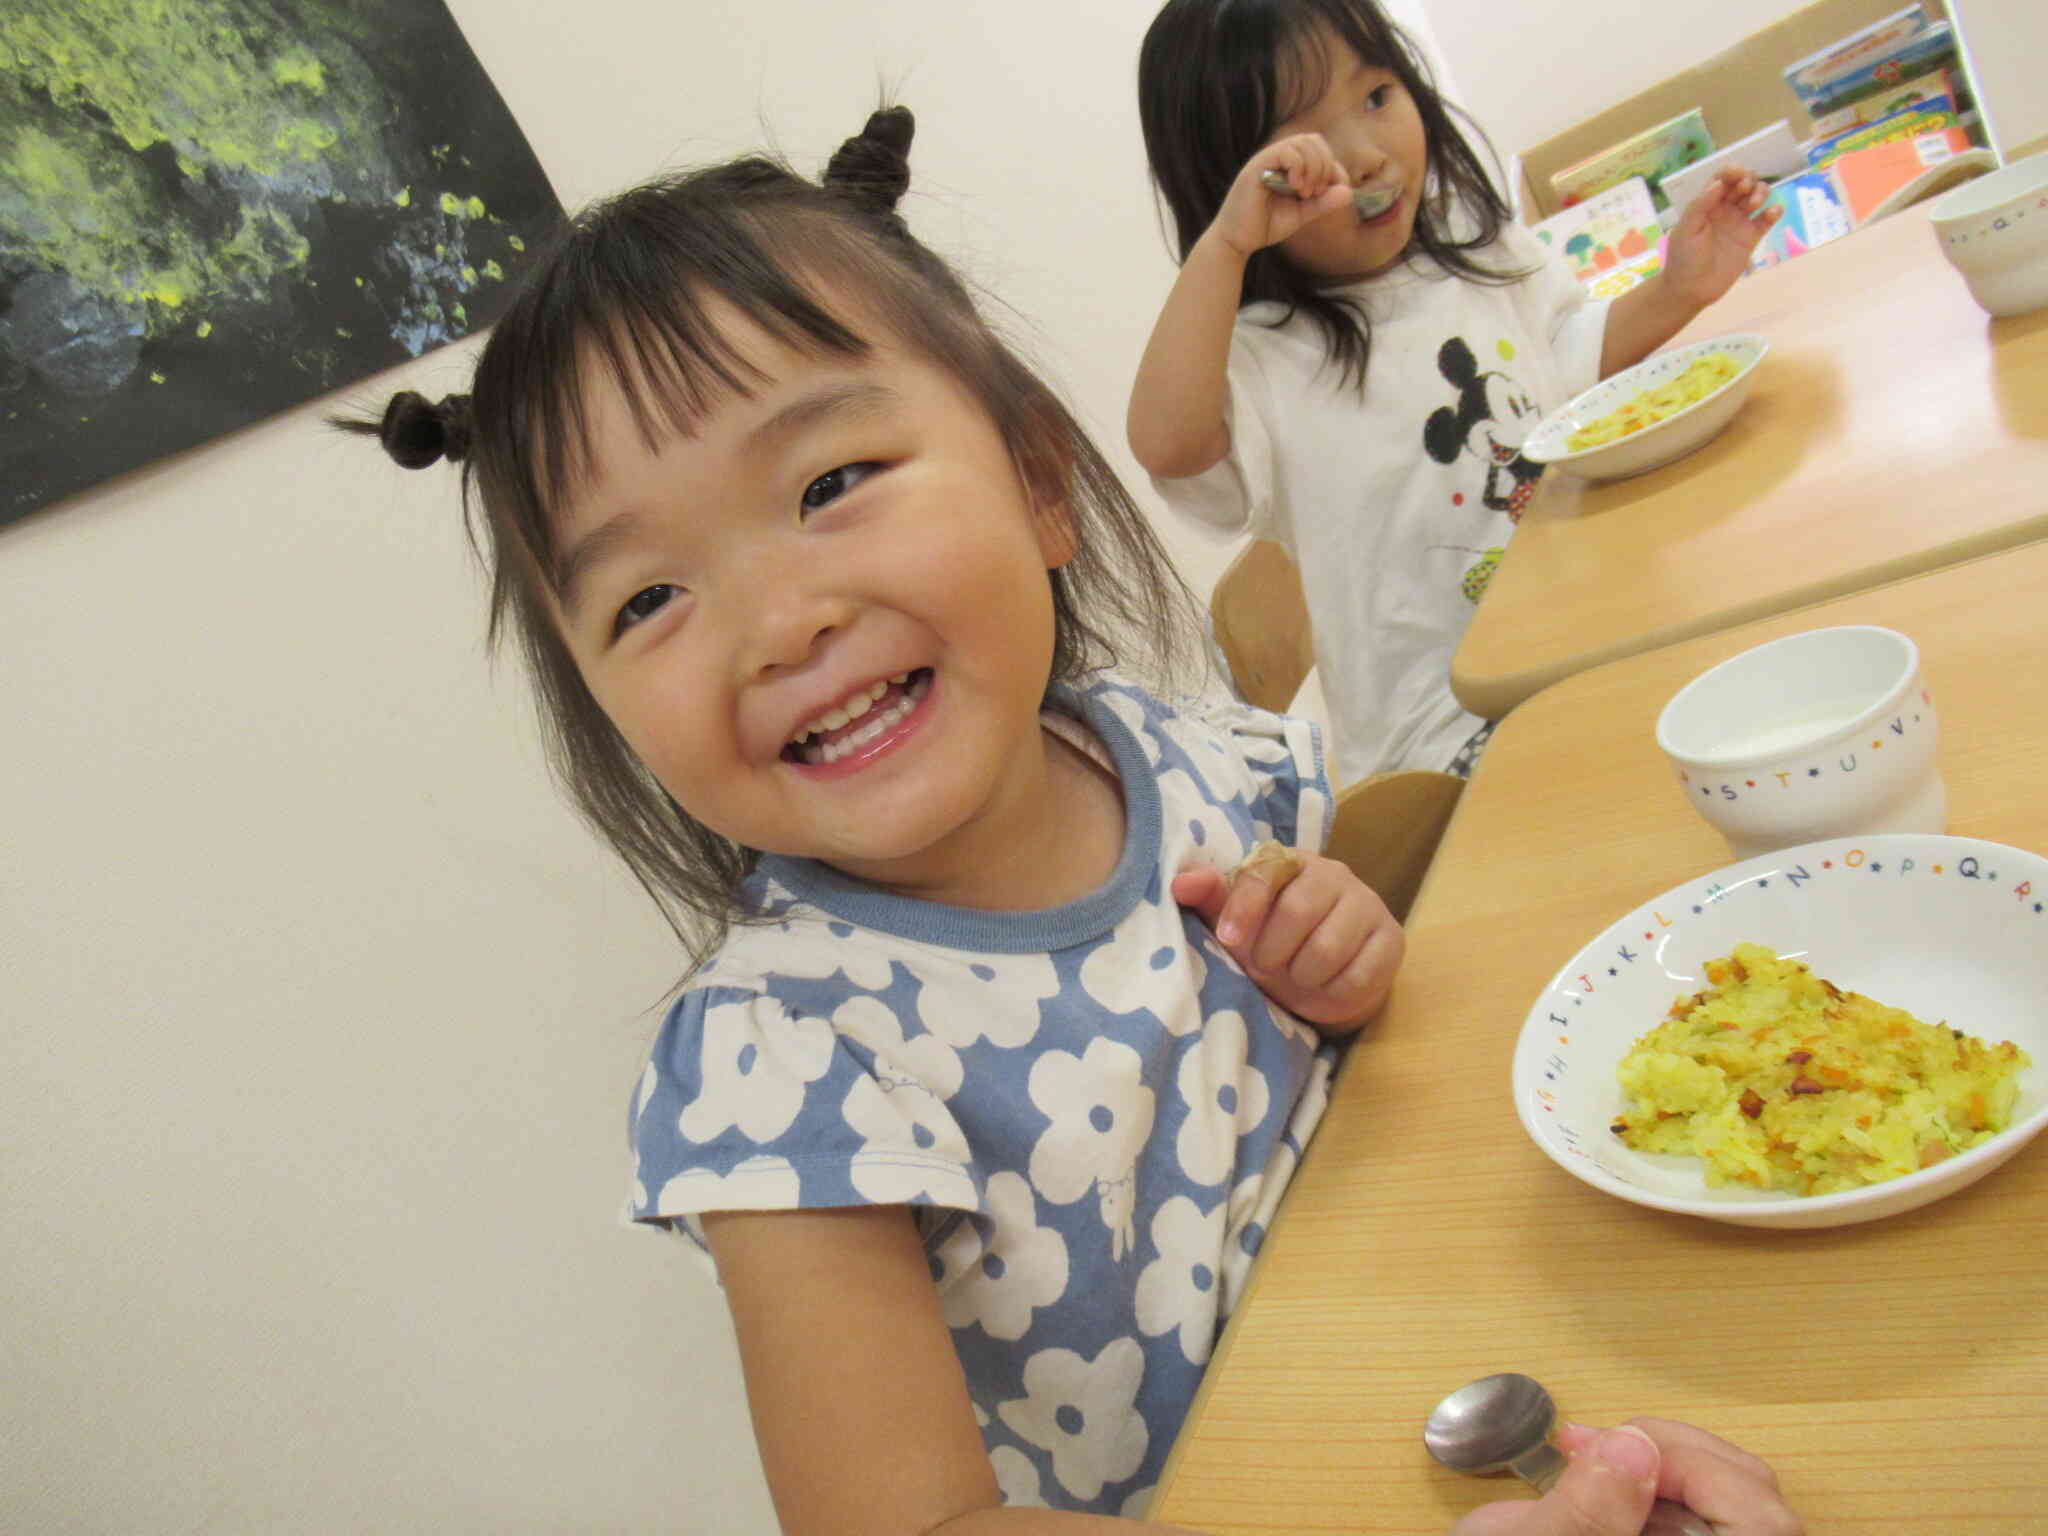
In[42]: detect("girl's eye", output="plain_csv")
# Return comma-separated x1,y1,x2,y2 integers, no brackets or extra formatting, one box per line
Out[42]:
1366,84,1395,110
613,584,679,639
800,461,879,514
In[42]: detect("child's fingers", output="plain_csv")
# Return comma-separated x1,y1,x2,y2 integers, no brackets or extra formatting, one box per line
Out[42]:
1321,913,1403,1017
1169,866,1230,930
1262,132,1345,197
1249,874,1361,986
1214,860,1288,950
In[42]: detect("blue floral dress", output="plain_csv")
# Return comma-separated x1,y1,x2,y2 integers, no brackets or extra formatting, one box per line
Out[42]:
627,675,1339,1514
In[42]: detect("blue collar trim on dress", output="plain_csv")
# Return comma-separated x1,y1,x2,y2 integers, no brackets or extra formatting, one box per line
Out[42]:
753,681,1162,954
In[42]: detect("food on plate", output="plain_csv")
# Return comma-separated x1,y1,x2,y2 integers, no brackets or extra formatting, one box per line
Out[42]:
1565,353,1741,451
1610,942,2030,1195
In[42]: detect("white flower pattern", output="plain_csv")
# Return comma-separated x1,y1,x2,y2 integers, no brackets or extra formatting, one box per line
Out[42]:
831,994,963,1100
939,1173,1070,1341
1173,1009,1271,1186
917,949,1062,1051
655,1152,800,1211
627,678,1337,1518
678,997,836,1145
990,1445,1046,1507
840,1073,971,1203
1028,1038,1155,1257
1134,1195,1226,1364
997,1338,1150,1502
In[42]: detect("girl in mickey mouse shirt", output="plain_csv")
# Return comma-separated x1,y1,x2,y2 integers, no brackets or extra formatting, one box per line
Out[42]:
1128,0,1777,783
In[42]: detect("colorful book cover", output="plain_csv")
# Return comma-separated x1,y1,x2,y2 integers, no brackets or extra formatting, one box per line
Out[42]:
1794,24,1956,114
1782,4,1932,101
1583,246,1665,301
1825,127,1979,224
1550,109,1715,210
1531,176,1664,283
1807,66,1955,137
1748,167,1851,272
1805,97,1959,167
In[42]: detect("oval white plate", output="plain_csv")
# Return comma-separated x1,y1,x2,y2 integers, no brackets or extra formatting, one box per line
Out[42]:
1514,834,2048,1228
1523,332,1768,482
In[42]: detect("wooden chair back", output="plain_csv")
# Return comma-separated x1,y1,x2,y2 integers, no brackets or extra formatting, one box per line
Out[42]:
1325,770,1465,925
1210,539,1314,714
1210,539,1461,919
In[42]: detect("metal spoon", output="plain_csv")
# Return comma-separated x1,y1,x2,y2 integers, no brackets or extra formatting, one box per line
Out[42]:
1259,168,1401,219
1423,1373,1717,1536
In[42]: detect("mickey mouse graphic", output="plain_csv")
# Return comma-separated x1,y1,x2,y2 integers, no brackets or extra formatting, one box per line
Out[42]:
1423,336,1545,520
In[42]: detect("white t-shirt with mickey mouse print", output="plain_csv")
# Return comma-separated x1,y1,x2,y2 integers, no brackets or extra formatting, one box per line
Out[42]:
1154,220,1609,784
627,675,1338,1517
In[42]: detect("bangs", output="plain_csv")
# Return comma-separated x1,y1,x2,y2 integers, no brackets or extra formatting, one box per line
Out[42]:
1270,0,1411,123
472,180,900,580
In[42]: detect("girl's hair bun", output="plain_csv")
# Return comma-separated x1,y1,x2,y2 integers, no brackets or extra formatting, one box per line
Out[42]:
378,390,474,469
823,105,915,216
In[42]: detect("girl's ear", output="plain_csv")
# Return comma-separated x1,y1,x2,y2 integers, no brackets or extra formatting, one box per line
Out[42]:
1035,498,1080,570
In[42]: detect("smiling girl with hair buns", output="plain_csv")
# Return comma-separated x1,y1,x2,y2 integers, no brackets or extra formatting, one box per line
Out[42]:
343,103,1407,1524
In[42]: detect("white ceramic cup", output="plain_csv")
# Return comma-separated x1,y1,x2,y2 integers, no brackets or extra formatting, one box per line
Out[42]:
1927,153,2048,318
1655,626,1944,861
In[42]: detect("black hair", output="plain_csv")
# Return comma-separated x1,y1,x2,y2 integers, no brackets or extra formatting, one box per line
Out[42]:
1137,0,1526,390
338,107,1197,961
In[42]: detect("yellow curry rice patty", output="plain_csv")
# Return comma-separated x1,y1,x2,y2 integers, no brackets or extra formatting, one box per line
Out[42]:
1612,943,2030,1196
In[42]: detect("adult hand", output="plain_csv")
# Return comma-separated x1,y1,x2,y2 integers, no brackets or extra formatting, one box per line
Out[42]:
1448,1419,1804,1536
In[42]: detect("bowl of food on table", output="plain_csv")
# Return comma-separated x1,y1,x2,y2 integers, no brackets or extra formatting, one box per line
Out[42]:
1513,834,2047,1229
1523,332,1768,483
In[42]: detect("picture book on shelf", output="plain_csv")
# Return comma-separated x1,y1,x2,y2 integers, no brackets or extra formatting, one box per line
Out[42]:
1786,17,1957,116
1530,177,1664,288
1549,109,1715,210
1807,66,1957,138
1748,167,1851,272
1783,5,1933,101
1805,97,1961,168
1826,131,1988,226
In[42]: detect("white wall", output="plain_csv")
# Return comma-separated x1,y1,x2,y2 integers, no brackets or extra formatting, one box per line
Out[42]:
1949,0,2048,160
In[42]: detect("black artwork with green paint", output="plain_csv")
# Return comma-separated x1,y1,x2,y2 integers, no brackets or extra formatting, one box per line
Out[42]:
1,0,563,525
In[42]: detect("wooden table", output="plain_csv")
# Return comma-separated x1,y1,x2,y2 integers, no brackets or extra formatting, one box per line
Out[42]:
1152,541,2048,1534
1451,204,2048,723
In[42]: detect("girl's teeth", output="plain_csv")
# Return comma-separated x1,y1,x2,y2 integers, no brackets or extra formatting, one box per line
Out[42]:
797,671,930,764
799,682,892,741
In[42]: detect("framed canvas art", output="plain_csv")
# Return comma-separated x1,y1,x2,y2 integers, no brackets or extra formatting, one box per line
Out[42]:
2,0,563,524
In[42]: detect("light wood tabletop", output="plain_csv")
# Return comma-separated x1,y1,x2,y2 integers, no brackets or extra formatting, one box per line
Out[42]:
1451,203,2048,724
1152,540,2048,1534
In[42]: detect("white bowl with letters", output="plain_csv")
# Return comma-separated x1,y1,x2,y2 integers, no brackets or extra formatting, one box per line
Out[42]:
1927,153,2048,318
1655,626,1943,861
1514,835,2048,1228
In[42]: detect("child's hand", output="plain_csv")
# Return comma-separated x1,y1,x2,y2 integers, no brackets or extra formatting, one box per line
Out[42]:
1208,133,1358,260
1447,1418,1803,1536
1172,844,1403,1032
1661,167,1781,310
